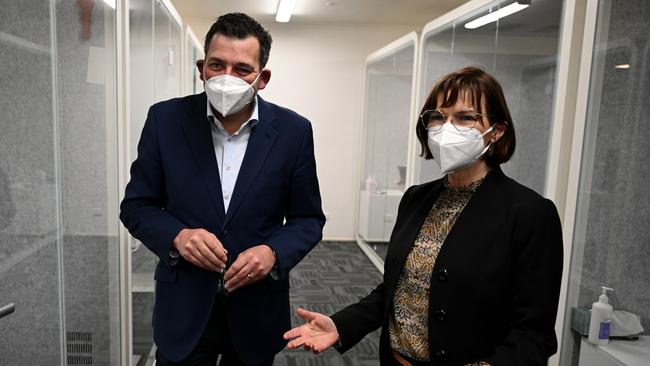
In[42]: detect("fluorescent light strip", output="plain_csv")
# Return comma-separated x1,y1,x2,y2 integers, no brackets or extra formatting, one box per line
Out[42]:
102,0,116,9
276,0,297,23
615,64,630,69
464,1,530,29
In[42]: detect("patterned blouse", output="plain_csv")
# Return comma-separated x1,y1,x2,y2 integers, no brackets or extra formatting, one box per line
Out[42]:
389,176,489,365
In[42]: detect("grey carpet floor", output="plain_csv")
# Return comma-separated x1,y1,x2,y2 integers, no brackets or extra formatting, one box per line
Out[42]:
133,241,383,366
275,241,382,366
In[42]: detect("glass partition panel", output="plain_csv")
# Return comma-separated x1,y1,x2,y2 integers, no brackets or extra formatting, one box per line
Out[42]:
129,1,157,364
0,0,121,364
130,1,183,364
493,0,562,194
416,0,563,195
185,27,204,95
561,0,650,364
0,1,62,363
417,17,498,184
130,0,154,161
129,1,183,364
56,1,121,363
358,35,417,258
153,0,182,103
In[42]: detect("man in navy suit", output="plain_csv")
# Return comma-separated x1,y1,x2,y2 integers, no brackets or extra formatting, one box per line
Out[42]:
120,13,325,366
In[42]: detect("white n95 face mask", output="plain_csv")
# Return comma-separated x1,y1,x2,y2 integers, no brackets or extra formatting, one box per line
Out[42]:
205,73,261,116
427,123,494,175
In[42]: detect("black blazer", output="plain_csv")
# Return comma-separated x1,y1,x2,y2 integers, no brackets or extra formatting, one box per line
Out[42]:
120,93,325,364
332,167,563,365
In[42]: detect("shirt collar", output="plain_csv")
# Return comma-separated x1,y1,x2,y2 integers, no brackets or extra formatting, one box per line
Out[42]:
206,95,260,136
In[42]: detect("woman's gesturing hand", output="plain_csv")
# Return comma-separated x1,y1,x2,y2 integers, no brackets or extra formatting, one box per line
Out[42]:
283,307,340,354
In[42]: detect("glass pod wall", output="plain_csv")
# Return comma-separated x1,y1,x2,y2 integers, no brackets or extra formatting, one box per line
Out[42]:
561,0,650,364
128,0,183,364
184,26,204,96
357,33,418,260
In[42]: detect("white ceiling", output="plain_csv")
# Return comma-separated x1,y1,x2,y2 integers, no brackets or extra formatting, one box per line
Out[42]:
171,0,471,26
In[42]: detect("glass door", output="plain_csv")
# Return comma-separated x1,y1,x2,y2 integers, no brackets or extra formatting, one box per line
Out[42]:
0,0,121,364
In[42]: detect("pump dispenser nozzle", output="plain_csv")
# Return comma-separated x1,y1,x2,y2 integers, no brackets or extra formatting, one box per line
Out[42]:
599,286,614,304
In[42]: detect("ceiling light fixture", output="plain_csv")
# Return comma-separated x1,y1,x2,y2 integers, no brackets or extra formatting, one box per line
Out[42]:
276,0,297,23
615,64,630,69
464,1,530,29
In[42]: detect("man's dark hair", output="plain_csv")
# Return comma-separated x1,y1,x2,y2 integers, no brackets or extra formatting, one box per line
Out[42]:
204,13,273,69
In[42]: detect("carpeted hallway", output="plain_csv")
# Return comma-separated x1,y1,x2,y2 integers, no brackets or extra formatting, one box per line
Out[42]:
133,241,383,365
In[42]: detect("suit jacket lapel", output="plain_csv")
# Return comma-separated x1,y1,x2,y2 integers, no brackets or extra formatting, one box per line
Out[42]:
180,93,226,221
223,97,278,227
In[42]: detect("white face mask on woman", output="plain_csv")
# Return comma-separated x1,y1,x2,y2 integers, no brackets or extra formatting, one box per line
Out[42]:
205,73,261,116
427,123,494,175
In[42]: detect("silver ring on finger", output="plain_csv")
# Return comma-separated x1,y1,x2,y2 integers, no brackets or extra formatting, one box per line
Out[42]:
246,273,254,280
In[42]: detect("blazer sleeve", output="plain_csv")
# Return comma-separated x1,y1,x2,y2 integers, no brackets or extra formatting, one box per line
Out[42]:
485,197,563,366
330,282,386,353
119,106,187,265
265,122,325,279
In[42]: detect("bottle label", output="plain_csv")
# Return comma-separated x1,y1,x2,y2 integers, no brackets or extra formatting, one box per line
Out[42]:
599,320,611,340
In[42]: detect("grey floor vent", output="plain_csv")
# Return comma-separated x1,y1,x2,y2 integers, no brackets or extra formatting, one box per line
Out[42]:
66,331,93,365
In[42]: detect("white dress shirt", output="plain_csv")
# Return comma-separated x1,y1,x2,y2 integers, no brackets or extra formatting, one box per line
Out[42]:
207,96,259,213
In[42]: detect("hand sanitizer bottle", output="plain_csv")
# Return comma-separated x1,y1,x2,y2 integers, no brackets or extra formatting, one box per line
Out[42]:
588,286,614,345
365,175,377,194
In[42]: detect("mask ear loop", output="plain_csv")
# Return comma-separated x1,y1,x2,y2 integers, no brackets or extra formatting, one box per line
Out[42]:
484,122,502,156
477,124,496,158
250,71,263,87
480,124,496,137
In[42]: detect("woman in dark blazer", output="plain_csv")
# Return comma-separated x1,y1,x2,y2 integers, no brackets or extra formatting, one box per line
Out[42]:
284,67,563,366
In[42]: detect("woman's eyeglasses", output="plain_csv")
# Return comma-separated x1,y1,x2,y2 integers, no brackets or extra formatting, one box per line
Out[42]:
420,110,486,132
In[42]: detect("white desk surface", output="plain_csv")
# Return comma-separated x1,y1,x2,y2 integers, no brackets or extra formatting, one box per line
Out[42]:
580,336,650,366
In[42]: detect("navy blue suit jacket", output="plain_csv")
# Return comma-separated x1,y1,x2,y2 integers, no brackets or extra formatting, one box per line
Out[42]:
120,93,325,364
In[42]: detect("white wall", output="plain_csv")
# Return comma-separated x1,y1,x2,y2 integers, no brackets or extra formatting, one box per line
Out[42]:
184,18,417,240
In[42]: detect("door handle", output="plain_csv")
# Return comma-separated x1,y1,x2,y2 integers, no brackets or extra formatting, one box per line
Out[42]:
131,238,142,252
0,303,15,319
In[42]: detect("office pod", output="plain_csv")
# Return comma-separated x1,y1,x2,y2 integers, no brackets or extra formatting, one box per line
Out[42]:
356,33,418,263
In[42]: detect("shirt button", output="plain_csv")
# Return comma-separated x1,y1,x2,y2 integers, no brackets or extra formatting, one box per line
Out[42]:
225,166,231,171
435,309,447,322
224,194,230,200
437,269,449,282
435,349,448,362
